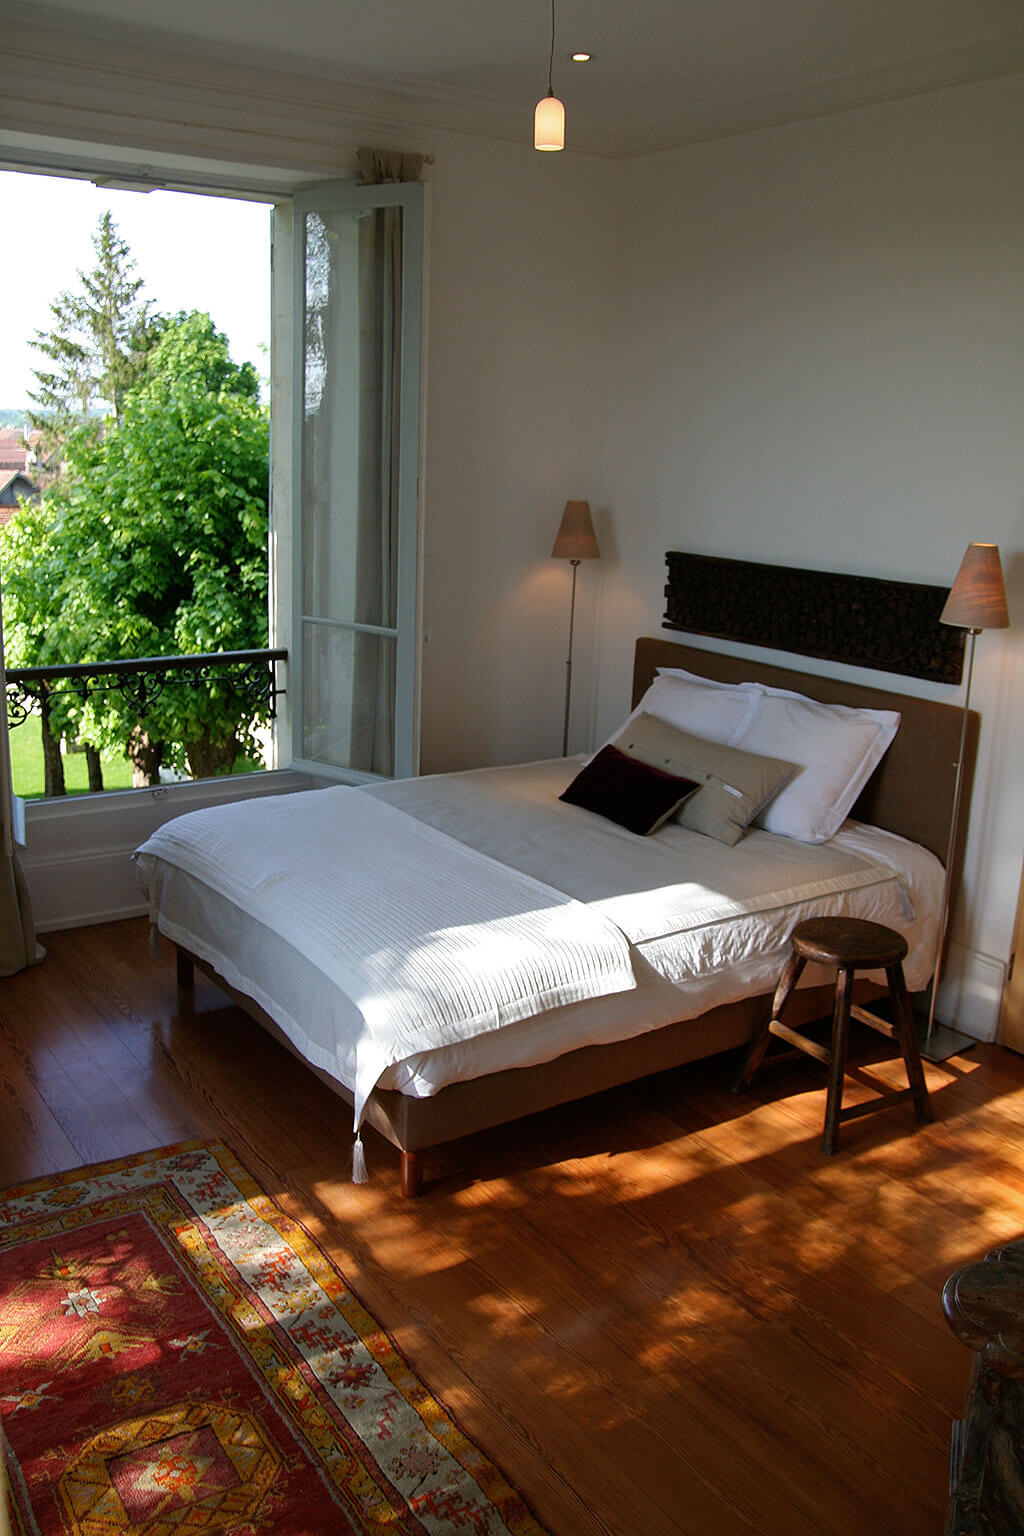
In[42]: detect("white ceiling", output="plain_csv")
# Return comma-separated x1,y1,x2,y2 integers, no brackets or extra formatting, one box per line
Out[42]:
25,0,1024,157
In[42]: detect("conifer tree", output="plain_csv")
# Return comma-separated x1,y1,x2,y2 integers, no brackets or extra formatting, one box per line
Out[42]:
28,211,161,450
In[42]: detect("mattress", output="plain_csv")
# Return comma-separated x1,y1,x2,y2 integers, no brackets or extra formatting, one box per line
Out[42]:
136,757,944,1111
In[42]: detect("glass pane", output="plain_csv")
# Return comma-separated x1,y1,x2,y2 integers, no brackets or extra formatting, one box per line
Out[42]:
302,622,395,777
302,206,402,632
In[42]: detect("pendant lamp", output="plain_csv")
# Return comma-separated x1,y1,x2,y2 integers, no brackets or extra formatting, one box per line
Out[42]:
534,0,565,151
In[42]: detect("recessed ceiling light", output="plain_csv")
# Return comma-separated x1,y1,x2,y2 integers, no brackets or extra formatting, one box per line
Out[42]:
570,51,591,62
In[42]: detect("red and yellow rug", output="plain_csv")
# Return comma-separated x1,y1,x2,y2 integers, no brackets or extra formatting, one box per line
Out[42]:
0,1141,547,1535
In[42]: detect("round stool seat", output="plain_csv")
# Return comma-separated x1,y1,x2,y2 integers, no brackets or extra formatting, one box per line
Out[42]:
735,913,932,1153
790,916,909,970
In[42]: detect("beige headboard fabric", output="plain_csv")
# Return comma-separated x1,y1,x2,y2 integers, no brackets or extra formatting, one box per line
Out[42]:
632,638,976,869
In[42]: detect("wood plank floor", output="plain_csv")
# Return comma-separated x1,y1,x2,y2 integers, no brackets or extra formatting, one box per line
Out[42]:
3,918,1023,1535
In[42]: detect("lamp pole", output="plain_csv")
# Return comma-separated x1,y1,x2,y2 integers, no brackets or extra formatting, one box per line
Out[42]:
921,626,978,1061
919,541,1008,1062
551,499,599,757
561,558,581,757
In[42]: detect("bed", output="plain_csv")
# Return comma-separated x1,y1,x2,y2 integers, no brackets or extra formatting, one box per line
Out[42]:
135,638,976,1195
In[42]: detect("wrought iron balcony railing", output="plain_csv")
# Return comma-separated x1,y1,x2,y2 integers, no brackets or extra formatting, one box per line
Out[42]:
5,648,287,728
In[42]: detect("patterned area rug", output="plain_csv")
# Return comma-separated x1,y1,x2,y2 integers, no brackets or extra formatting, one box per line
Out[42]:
0,1141,547,1535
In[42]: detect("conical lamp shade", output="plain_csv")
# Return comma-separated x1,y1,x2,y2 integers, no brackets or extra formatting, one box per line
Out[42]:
552,500,599,560
534,93,565,151
940,543,1009,630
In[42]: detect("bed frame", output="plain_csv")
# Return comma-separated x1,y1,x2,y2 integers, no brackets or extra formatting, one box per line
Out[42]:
176,638,977,1196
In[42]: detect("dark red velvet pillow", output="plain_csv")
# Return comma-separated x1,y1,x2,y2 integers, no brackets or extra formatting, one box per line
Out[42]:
559,744,699,836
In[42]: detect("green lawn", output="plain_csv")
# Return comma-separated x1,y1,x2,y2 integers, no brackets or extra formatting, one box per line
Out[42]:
9,715,134,799
8,715,264,799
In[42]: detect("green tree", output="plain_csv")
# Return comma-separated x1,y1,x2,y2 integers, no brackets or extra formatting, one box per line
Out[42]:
9,211,160,786
4,311,270,789
1,494,79,795
28,210,161,457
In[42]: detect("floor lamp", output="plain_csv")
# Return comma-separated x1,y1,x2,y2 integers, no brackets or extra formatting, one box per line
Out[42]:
920,542,1009,1062
552,500,600,756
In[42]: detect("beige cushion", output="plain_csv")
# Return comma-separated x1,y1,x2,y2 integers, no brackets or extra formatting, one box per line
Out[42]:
611,713,797,845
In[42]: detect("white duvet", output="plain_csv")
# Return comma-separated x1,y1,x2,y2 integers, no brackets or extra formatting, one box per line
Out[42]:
135,758,944,1123
137,785,636,1125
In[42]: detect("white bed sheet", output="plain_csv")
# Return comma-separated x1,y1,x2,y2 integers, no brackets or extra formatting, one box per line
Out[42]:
136,758,943,1106
136,784,638,1124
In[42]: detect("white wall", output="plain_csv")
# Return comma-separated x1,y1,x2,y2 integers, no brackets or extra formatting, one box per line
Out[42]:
597,75,1024,1035
417,129,618,772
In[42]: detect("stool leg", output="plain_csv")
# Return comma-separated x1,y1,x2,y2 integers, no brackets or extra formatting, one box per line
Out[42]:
886,961,934,1124
823,965,853,1155
734,950,807,1092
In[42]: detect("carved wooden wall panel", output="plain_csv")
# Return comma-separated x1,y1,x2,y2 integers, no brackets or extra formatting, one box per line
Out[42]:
664,551,963,684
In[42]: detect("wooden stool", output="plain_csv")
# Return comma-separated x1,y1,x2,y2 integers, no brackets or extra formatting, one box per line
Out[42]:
735,916,933,1154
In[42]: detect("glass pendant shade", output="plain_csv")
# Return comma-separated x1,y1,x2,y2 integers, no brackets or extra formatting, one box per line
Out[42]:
534,93,565,151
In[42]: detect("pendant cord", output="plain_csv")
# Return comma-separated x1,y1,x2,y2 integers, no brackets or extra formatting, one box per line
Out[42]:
548,0,556,94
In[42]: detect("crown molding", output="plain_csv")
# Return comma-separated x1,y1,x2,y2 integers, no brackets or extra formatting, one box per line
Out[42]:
0,3,621,168
3,3,1024,169
622,27,1024,158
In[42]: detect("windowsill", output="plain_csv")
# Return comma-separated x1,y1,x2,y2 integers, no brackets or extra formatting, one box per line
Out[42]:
21,768,314,824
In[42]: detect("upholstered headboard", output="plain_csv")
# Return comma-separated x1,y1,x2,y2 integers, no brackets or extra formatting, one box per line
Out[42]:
632,638,976,869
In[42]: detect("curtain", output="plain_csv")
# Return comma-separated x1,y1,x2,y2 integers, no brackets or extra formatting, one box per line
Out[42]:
366,202,400,777
301,209,396,776
346,201,402,776
354,152,422,775
0,577,40,976
299,164,421,777
356,148,425,185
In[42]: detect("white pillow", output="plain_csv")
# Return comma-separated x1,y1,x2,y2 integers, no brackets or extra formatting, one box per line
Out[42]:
656,664,747,687
611,672,763,749
734,686,900,843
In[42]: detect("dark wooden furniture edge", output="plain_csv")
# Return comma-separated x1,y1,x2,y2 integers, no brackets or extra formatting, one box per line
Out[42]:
943,1240,1024,1380
942,1241,1024,1532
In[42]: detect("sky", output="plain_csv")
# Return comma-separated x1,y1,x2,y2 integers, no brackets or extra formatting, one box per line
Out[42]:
1,170,273,411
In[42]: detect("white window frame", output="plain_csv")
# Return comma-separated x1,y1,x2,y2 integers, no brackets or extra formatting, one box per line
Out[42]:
0,151,426,927
283,180,424,785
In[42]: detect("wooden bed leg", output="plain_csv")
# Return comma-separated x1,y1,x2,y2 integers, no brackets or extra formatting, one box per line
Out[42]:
400,1151,424,1199
176,949,195,990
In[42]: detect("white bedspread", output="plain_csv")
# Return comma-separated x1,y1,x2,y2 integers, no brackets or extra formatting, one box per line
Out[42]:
136,758,944,1120
136,788,636,1123
368,760,927,977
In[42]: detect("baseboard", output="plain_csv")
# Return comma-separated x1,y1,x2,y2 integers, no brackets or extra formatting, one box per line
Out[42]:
35,898,149,934
934,941,1007,1043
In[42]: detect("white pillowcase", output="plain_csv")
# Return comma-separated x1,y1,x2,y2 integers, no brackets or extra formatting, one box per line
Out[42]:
617,671,763,747
603,663,899,844
734,686,900,843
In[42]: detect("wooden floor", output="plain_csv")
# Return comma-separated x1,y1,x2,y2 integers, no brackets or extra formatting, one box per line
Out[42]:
3,919,1023,1536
